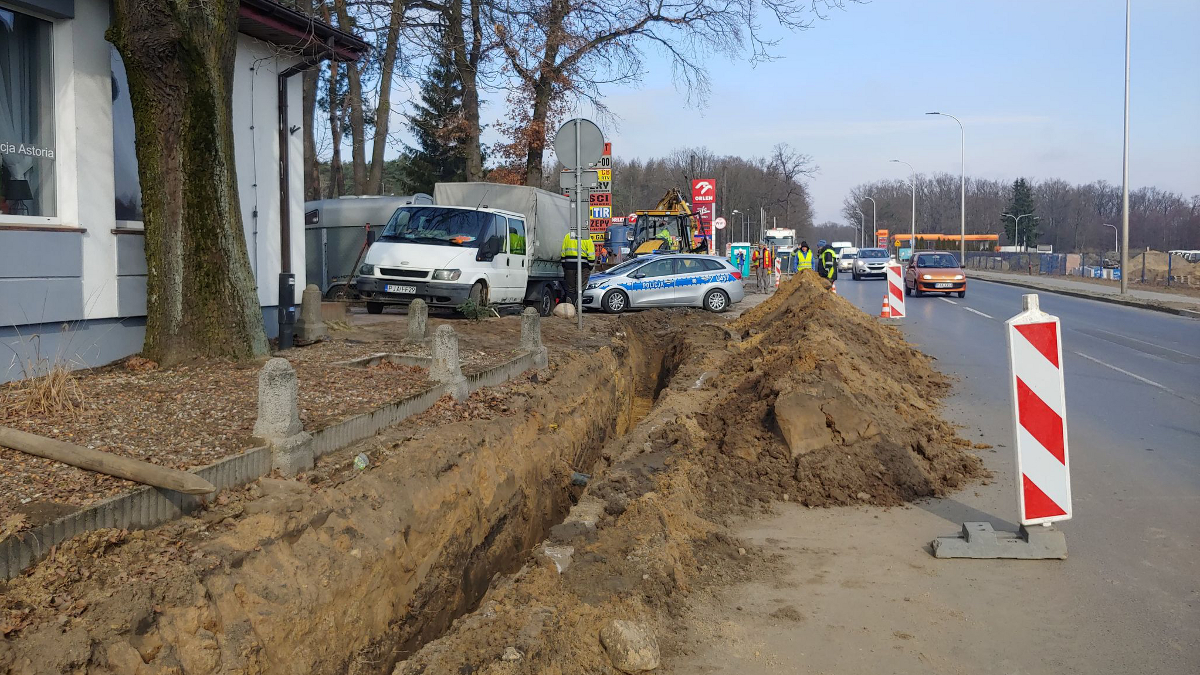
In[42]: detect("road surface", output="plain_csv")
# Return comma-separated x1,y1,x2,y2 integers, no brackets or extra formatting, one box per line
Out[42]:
673,275,1199,674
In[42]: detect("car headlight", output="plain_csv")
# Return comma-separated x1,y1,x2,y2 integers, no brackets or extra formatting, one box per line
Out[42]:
954,274,964,280
922,274,932,280
584,282,603,290
432,269,461,281
359,264,375,275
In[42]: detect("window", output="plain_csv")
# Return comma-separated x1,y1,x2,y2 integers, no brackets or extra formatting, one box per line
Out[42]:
699,259,726,272
638,259,676,278
507,217,526,255
676,258,705,275
0,8,56,218
111,46,142,222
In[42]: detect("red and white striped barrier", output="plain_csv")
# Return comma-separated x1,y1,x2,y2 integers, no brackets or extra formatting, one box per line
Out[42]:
885,264,905,318
1006,294,1072,525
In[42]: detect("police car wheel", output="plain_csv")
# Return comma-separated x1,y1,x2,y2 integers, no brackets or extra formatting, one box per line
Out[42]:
602,290,628,314
704,289,730,313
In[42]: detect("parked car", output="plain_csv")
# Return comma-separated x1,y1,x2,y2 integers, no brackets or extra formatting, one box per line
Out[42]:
851,248,890,279
582,254,745,313
905,251,966,297
837,247,858,273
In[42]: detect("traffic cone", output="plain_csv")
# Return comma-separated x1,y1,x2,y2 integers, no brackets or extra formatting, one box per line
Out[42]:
830,281,837,294
880,294,891,318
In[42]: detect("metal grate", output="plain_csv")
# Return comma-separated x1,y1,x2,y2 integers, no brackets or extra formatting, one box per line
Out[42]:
379,268,429,279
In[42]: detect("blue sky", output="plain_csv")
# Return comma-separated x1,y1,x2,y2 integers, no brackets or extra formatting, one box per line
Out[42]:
537,0,1200,224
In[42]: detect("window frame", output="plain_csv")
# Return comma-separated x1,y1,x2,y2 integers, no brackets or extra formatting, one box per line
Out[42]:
0,3,60,226
507,217,526,255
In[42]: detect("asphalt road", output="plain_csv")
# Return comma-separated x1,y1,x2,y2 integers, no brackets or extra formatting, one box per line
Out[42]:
830,273,1200,671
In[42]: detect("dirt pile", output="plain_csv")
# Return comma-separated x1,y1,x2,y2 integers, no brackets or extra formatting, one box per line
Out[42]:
699,271,984,510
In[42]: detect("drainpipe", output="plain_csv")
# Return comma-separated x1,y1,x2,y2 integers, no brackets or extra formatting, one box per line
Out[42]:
276,57,320,349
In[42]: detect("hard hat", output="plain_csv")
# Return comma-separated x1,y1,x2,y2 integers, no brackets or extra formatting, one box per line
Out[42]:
818,239,827,246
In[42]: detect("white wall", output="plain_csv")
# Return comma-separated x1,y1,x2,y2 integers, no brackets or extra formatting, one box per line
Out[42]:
231,36,306,308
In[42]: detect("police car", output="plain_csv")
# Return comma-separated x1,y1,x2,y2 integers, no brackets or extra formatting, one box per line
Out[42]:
582,254,745,313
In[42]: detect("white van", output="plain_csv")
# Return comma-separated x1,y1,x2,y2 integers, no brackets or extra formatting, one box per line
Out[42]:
355,183,571,316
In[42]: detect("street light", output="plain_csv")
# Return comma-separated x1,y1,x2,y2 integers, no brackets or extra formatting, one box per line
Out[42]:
855,209,866,248
927,112,966,264
732,209,745,241
890,159,917,260
1104,223,1118,259
1119,0,1131,293
864,197,877,246
1002,212,1036,250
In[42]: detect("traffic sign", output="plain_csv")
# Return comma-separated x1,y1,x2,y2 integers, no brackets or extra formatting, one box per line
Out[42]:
553,119,604,169
713,217,726,230
627,213,637,223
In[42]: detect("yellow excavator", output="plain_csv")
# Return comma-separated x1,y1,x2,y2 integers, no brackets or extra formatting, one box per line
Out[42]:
630,188,705,256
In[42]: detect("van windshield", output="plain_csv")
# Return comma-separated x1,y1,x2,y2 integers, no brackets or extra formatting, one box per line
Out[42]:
380,207,489,246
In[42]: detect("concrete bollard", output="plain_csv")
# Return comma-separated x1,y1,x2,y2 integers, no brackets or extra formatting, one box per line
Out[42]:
295,284,328,341
253,358,313,475
407,298,429,343
430,325,469,400
520,307,548,368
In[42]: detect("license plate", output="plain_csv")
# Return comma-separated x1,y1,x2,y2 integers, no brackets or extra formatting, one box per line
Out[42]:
385,284,417,294
934,282,953,288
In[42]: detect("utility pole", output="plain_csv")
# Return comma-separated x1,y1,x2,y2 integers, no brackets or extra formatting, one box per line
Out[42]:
927,112,966,264
891,160,917,260
1120,0,1131,293
865,197,876,246
856,209,866,248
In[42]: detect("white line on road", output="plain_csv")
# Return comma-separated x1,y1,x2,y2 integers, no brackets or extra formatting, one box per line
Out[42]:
1072,351,1198,406
1086,328,1199,360
963,307,995,319
940,297,958,305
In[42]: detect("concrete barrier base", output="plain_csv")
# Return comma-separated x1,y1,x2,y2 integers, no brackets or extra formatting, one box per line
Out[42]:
932,521,1067,560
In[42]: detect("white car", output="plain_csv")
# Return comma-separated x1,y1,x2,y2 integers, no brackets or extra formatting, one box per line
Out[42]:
837,247,858,273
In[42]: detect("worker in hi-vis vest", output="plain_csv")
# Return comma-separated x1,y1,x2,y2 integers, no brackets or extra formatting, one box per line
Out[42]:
817,240,838,282
560,232,596,306
795,241,814,274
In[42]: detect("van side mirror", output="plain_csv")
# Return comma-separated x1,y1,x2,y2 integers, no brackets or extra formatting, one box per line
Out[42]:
477,237,501,261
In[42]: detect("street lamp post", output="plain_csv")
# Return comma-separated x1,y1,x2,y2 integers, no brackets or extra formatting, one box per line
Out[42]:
1104,223,1118,260
927,112,966,264
1002,212,1036,250
855,209,866,248
732,209,742,241
1120,0,1131,293
891,159,917,260
864,197,877,246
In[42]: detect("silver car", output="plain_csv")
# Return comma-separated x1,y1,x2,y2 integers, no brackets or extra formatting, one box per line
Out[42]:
852,248,890,279
582,254,746,313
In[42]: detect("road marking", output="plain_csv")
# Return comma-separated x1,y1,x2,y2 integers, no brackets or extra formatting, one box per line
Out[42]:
1072,351,1198,406
940,297,958,305
963,307,995,319
1085,328,1199,360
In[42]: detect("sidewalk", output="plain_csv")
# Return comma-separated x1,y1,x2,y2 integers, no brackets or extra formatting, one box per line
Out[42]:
967,269,1200,317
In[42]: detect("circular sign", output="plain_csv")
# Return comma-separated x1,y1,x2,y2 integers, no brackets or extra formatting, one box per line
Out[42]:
627,213,638,223
553,119,604,169
713,217,727,230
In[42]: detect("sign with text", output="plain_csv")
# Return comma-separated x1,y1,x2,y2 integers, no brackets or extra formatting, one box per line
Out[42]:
691,179,716,238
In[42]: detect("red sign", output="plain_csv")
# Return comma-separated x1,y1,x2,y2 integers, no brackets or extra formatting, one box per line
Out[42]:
691,178,716,204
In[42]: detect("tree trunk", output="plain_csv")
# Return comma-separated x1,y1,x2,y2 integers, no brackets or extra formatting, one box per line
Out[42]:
108,0,268,366
327,58,345,198
364,0,405,194
334,0,367,192
447,0,483,180
522,73,556,187
302,67,320,202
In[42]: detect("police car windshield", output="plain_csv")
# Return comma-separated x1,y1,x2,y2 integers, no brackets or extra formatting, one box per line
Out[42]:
858,249,888,259
379,207,487,246
605,258,648,276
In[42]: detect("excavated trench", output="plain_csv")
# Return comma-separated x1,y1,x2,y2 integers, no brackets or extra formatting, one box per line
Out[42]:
0,316,691,675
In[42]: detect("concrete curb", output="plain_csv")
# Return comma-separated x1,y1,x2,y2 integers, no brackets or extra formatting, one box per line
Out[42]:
968,272,1200,319
2,351,541,580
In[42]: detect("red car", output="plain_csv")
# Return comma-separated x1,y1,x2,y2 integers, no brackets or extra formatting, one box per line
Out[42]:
905,251,966,298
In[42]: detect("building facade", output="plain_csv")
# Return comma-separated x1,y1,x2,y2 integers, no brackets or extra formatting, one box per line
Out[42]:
0,0,364,382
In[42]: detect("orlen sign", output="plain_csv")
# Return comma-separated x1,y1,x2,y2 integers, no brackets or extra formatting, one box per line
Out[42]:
692,179,716,230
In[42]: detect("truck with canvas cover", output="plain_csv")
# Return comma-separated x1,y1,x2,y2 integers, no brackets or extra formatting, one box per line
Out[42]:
355,182,571,316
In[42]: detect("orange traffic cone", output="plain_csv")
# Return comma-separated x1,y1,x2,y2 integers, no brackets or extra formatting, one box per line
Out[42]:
880,294,891,318
830,281,837,294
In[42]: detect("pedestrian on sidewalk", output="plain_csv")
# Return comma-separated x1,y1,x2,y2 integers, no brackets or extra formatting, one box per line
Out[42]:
560,232,596,306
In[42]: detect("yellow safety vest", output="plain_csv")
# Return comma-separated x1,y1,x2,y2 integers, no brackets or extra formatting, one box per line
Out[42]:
560,234,596,262
820,249,837,278
796,249,814,270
